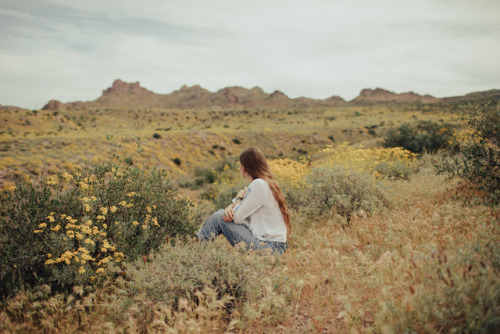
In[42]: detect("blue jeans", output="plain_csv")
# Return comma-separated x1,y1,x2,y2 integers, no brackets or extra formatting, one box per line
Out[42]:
196,209,288,255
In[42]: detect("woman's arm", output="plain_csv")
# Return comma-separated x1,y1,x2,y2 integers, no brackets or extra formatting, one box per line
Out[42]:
223,187,247,222
232,179,267,224
223,199,240,222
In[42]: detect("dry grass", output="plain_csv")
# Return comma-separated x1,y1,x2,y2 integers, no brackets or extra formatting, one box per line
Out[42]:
2,104,496,333
1,156,497,333
0,104,461,188
272,164,498,333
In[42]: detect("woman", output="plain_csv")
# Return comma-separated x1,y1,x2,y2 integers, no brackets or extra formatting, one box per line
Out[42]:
196,147,290,255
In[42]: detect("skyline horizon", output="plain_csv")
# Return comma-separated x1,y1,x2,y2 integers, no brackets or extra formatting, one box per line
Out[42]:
4,78,499,110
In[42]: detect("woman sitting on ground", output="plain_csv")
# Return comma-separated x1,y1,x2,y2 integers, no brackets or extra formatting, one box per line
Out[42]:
196,147,290,255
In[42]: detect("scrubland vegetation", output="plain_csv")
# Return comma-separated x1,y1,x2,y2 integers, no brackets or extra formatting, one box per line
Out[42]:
0,102,498,332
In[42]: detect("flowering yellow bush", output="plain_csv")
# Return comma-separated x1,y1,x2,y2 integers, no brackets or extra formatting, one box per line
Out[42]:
449,128,483,146
1,149,194,294
34,187,164,280
314,143,417,179
268,158,309,189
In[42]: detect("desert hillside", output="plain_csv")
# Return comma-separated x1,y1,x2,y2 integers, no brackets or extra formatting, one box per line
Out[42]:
37,79,500,111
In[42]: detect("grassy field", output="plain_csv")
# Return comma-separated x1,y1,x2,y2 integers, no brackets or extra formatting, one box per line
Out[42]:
1,102,498,333
0,103,461,188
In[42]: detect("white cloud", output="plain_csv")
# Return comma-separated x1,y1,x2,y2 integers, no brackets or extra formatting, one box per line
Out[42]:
0,0,499,107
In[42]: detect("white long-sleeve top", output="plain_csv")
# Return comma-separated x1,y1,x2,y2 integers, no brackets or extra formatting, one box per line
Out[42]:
233,178,287,242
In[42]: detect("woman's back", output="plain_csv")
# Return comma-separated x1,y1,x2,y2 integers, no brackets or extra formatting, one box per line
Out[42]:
233,178,287,242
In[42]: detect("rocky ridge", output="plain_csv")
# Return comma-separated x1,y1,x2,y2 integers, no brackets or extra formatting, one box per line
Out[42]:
40,79,499,110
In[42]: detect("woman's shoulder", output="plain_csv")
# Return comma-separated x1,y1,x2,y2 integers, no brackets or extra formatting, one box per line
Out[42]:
251,178,268,186
249,178,269,190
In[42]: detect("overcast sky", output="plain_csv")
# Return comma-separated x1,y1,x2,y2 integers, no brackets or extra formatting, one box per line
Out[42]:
1,0,499,109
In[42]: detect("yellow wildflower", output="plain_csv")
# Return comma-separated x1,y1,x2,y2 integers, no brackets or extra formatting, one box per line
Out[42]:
46,215,55,222
146,206,152,213
100,207,108,215
62,172,73,181
133,221,139,226
96,268,105,274
84,238,95,245
126,192,137,197
110,206,118,213
142,224,147,230
45,259,55,265
98,256,112,265
46,176,58,186
84,204,91,212
38,223,47,229
114,252,124,262
34,230,43,234
118,201,127,207
78,266,85,274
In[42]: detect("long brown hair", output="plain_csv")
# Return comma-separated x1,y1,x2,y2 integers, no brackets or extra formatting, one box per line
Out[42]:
239,147,291,235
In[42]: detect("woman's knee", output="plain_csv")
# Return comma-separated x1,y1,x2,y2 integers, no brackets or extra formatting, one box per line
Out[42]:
211,209,225,222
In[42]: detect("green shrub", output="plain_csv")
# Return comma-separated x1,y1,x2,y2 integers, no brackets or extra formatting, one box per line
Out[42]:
0,152,194,296
205,162,246,210
383,121,455,154
124,240,279,307
373,161,414,180
301,167,392,222
377,217,500,332
0,239,287,332
438,103,500,203
172,157,181,166
194,167,215,187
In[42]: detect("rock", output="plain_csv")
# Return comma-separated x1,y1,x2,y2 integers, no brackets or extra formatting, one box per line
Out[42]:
42,100,66,110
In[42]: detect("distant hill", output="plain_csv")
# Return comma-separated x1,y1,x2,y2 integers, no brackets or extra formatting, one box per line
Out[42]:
439,89,500,104
351,88,439,104
38,79,499,110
